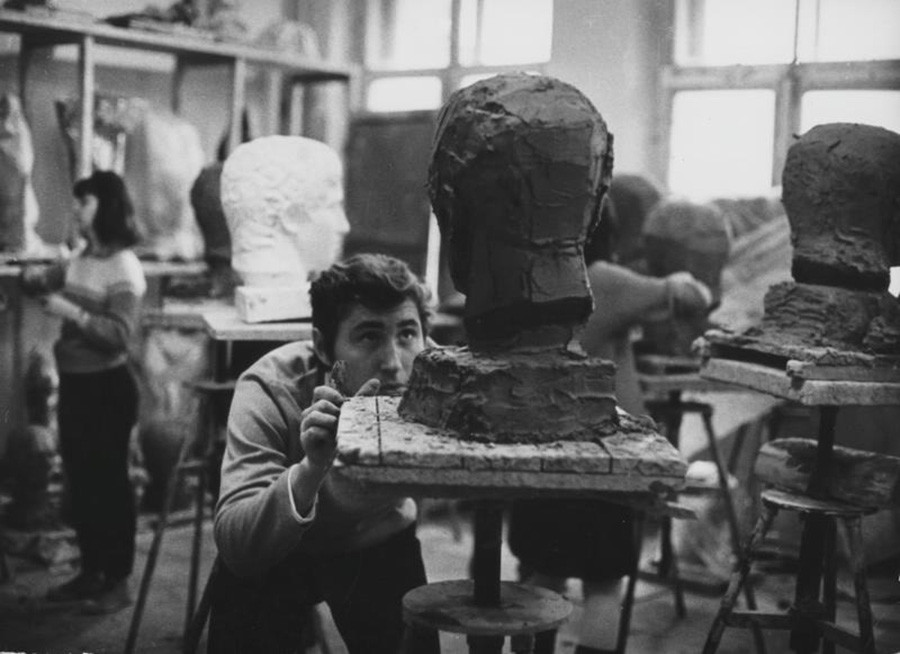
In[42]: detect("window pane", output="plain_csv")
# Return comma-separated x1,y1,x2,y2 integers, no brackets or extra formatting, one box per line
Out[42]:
669,90,776,198
801,90,900,135
366,77,443,112
366,0,452,70
674,0,796,65
459,0,552,66
797,0,900,62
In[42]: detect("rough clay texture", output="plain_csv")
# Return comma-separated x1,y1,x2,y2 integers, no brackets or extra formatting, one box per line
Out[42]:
782,123,900,288
711,123,900,361
398,345,620,444
746,282,900,356
427,73,613,340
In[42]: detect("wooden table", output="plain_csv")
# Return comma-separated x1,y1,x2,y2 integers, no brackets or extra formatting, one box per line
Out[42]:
701,356,900,653
335,396,688,654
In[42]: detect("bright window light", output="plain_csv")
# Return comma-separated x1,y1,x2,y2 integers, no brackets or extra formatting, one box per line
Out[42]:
459,0,553,66
366,76,443,112
366,0,452,70
668,90,776,199
674,0,796,65
797,0,900,62
801,90,900,135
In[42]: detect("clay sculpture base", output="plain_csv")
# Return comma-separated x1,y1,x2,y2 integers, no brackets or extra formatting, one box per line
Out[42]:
338,396,684,495
701,280,900,381
398,345,619,444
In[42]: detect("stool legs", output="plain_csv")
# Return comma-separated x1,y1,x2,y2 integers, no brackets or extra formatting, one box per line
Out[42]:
844,517,876,654
822,521,837,654
701,411,766,654
702,501,778,654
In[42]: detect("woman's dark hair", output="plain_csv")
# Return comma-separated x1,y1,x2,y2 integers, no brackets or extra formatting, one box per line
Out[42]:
310,253,432,360
73,170,139,249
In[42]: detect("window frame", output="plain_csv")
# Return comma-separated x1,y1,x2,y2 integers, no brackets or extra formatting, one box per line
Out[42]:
356,0,551,115
660,1,900,192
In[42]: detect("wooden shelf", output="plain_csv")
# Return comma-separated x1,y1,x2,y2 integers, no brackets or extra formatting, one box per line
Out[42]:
0,9,351,79
0,7,353,177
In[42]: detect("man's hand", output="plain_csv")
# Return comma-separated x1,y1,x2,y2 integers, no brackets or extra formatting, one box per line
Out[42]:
665,272,713,318
299,377,382,471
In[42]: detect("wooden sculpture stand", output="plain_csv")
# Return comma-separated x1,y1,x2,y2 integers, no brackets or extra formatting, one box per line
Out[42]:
700,352,900,654
336,396,688,654
636,354,766,654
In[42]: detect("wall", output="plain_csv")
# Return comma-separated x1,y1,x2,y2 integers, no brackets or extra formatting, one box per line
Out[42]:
549,0,670,185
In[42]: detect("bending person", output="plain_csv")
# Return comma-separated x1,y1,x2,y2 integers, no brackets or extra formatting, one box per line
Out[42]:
507,195,712,654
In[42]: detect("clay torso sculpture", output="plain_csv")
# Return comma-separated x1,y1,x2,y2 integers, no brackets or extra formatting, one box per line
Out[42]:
220,135,350,322
704,123,900,368
399,74,624,444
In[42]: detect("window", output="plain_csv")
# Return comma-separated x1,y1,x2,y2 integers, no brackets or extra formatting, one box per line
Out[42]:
361,0,553,113
665,0,900,199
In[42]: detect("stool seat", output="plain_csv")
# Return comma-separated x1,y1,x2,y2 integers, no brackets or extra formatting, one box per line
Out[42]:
761,488,878,517
403,580,571,637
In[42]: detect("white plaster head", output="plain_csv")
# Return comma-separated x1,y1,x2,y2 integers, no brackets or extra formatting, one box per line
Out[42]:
221,135,350,287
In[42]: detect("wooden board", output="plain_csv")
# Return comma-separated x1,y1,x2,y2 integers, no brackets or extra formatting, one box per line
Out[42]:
335,396,686,496
701,357,900,406
202,306,313,342
702,330,900,382
754,438,900,508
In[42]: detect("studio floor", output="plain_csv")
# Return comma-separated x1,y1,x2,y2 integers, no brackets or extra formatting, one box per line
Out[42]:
1,506,899,654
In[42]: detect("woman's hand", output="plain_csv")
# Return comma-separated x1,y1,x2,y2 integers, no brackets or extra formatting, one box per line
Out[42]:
41,293,89,327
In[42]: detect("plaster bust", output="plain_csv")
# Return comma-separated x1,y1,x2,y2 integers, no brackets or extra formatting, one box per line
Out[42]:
221,135,350,287
428,73,614,342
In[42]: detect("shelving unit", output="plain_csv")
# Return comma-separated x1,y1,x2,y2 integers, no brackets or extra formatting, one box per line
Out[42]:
0,7,354,177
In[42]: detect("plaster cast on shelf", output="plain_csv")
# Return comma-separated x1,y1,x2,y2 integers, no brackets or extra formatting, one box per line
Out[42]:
220,135,349,323
0,92,44,255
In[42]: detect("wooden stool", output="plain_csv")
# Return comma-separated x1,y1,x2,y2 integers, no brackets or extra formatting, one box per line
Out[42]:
632,394,765,654
702,488,878,654
403,579,572,654
125,379,233,654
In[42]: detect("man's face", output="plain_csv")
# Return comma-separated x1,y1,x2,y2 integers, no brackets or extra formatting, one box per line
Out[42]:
329,298,425,396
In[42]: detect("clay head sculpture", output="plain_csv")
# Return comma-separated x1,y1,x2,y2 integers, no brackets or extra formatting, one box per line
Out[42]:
428,73,614,343
221,135,350,287
782,123,900,291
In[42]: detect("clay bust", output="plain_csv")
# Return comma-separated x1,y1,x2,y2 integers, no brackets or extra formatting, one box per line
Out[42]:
221,135,350,288
783,123,900,290
703,123,900,363
428,73,614,344
400,74,624,442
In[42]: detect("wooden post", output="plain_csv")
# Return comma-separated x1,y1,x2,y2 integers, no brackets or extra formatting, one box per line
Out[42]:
789,405,838,653
77,35,95,179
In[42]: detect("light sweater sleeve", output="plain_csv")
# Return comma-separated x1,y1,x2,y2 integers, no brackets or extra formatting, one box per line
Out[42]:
71,251,146,353
214,374,314,579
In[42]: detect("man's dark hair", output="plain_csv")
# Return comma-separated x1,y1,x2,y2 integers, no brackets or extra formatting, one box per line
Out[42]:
310,253,432,359
73,170,140,249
